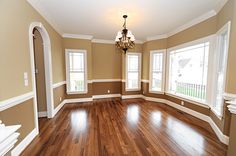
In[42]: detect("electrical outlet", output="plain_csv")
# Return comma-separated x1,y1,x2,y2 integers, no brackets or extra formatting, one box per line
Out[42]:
107,90,110,93
181,101,184,106
60,97,62,102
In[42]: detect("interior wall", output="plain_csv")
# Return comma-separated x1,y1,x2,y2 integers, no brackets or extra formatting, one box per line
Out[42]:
0,0,65,149
33,29,47,112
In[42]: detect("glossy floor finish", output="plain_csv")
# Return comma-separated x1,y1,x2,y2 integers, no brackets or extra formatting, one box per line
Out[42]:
22,98,227,156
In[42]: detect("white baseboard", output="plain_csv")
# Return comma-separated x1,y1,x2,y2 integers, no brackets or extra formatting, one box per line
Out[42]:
38,111,47,118
142,95,229,145
65,98,93,104
93,94,121,99
121,95,144,99
11,128,38,156
208,118,229,145
53,100,66,117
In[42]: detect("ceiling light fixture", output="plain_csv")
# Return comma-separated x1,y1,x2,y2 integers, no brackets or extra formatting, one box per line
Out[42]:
115,15,135,53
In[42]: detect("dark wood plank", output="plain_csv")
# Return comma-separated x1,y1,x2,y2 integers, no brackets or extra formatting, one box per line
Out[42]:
21,98,227,156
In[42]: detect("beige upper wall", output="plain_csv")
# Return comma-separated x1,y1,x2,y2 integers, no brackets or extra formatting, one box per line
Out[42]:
0,0,65,101
167,16,217,48
92,43,122,79
63,38,93,80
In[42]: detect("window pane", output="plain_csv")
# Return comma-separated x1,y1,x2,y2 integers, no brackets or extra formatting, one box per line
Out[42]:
127,72,139,89
126,54,140,90
69,72,85,92
214,32,228,115
69,53,84,72
169,42,209,101
151,52,163,92
152,72,162,91
128,55,139,71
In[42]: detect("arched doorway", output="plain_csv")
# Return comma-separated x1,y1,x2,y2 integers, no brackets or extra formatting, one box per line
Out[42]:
29,22,54,133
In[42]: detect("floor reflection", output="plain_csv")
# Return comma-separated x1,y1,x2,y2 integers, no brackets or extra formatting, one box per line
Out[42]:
151,111,162,126
167,117,204,155
127,105,140,125
71,110,87,132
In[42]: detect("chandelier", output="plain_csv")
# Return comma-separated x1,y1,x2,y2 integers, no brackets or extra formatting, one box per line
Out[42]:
115,15,135,53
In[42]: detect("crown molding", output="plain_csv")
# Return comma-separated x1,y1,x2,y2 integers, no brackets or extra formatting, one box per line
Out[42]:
135,40,144,44
167,10,217,37
214,0,228,13
27,0,63,35
145,10,217,42
62,33,93,40
146,34,168,41
92,39,115,44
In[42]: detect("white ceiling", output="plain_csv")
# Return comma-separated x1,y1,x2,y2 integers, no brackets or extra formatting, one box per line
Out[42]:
27,0,226,41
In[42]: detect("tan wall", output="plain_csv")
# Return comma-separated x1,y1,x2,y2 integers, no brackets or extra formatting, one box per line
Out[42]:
93,82,121,95
167,16,217,48
227,114,236,156
53,85,66,108
0,0,65,101
0,99,35,146
33,29,47,112
92,43,122,79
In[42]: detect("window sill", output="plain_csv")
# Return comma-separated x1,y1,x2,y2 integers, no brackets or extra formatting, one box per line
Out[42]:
165,92,210,109
149,90,165,94
125,89,141,92
67,91,88,95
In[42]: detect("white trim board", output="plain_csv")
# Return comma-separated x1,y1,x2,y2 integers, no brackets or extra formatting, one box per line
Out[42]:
0,92,34,112
53,81,66,89
141,96,229,145
11,128,38,156
93,94,121,99
62,33,93,40
38,111,47,118
53,100,66,117
65,98,93,104
92,79,122,83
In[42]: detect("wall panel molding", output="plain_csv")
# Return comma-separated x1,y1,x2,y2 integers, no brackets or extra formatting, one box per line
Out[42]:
52,81,66,89
0,92,34,112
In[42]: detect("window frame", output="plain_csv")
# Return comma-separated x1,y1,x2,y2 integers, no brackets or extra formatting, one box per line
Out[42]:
211,21,231,118
65,49,88,94
166,35,216,106
125,52,142,91
149,50,166,94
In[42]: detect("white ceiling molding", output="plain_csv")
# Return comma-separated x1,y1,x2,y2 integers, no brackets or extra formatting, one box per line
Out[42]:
62,33,93,40
167,10,217,37
214,0,228,13
146,34,168,41
92,39,115,44
135,40,144,44
26,0,63,35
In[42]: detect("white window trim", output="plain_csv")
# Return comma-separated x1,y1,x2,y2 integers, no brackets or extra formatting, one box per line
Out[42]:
166,35,215,106
65,49,88,94
149,49,166,94
210,21,231,119
125,52,142,91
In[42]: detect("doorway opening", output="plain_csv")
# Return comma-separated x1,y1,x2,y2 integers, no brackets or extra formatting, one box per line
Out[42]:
29,22,54,134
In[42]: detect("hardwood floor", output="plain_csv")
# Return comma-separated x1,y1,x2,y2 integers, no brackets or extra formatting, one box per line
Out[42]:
22,98,227,156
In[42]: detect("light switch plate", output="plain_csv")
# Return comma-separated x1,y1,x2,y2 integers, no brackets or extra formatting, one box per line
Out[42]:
24,72,28,79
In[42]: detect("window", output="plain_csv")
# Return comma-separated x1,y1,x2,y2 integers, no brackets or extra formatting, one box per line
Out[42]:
167,40,210,102
66,49,87,94
149,50,166,93
212,22,231,117
126,53,141,91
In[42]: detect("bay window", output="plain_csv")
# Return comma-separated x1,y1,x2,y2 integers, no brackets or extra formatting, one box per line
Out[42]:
126,53,141,91
149,50,166,93
66,49,87,94
167,39,211,103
